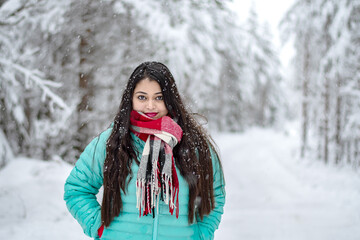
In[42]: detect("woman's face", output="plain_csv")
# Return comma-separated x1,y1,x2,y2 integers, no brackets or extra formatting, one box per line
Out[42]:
132,78,168,119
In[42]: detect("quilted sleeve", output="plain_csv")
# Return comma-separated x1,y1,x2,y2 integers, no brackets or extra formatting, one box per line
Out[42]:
64,129,110,238
197,147,226,240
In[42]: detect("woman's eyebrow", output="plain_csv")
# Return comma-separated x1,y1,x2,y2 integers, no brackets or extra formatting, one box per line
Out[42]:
134,91,148,95
134,91,162,95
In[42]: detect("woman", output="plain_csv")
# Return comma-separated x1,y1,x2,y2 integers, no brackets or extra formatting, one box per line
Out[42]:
64,61,225,240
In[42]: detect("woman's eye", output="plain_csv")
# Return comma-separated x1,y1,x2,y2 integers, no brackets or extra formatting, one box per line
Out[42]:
156,96,163,100
138,95,146,100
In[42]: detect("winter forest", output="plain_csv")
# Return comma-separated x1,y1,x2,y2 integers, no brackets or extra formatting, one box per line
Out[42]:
1,0,360,239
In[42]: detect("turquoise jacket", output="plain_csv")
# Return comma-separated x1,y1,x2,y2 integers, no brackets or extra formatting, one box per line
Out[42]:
64,126,225,240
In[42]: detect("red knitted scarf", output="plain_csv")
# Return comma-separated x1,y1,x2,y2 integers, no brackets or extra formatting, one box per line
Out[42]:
130,110,183,218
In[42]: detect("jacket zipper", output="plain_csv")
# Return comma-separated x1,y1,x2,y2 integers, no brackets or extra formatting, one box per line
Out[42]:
152,208,159,240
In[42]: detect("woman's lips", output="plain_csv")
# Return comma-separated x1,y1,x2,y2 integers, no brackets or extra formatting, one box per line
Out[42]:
144,112,158,118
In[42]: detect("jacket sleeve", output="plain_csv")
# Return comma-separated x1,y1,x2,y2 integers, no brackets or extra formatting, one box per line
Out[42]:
197,147,226,240
64,129,109,238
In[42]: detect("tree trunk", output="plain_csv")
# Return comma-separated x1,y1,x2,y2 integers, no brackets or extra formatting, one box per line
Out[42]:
335,74,342,164
323,75,330,164
301,33,310,159
346,141,351,165
74,32,94,155
355,139,359,168
322,14,332,164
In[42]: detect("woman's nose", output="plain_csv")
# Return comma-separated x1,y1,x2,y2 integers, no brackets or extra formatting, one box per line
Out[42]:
147,100,155,109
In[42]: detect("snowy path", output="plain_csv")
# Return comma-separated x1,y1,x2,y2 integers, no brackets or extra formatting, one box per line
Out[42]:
0,127,359,239
214,128,360,240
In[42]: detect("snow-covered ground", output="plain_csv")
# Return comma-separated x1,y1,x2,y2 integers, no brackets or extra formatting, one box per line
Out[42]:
1,125,359,240
215,125,360,240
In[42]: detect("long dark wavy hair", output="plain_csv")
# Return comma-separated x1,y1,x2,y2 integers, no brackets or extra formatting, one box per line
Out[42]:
101,61,224,227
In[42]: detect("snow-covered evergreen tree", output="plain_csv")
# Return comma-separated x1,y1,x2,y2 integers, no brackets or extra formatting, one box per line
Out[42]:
0,0,72,163
243,5,286,127
327,0,360,167
1,0,288,166
281,0,323,159
281,0,360,167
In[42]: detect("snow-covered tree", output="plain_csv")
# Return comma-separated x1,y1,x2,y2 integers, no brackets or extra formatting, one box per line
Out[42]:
243,5,286,127
1,0,288,166
0,0,73,164
281,0,323,159
328,0,360,166
281,0,360,167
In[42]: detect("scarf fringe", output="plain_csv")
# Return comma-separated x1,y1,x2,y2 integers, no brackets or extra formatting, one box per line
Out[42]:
162,173,179,217
131,110,182,219
136,174,179,218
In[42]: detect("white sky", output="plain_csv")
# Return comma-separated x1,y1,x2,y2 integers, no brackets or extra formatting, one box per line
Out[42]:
229,0,295,67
